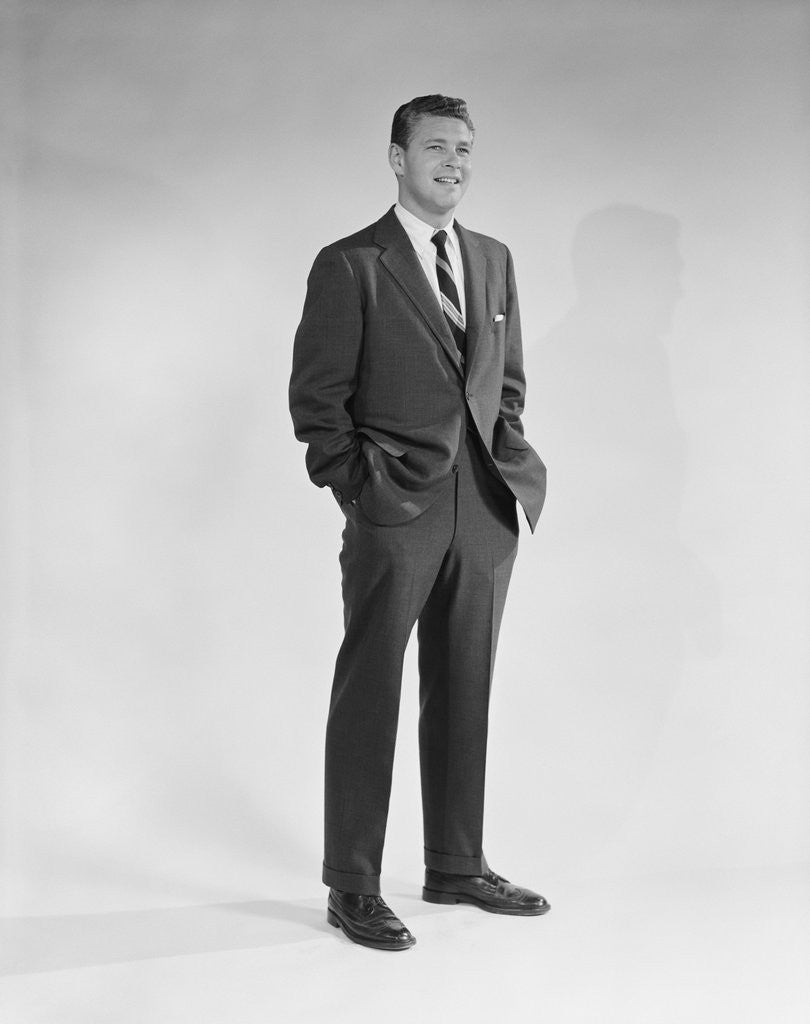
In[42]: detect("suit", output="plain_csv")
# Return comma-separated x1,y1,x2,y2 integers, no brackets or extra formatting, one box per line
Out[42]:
290,206,546,894
290,207,546,528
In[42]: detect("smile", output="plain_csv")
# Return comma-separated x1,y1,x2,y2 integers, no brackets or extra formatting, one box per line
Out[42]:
434,177,460,184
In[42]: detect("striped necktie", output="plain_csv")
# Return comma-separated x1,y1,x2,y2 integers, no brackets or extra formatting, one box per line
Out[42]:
431,229,466,359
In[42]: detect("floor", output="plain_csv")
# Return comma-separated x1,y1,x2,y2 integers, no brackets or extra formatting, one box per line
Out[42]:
2,865,808,1023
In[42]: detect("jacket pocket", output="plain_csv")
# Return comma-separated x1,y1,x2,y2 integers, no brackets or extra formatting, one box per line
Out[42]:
495,417,530,450
356,427,409,458
505,433,530,451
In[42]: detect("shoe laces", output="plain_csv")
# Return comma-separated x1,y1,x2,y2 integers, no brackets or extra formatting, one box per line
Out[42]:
361,894,386,912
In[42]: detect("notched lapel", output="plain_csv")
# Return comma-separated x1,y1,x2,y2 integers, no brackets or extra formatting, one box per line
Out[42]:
374,209,463,376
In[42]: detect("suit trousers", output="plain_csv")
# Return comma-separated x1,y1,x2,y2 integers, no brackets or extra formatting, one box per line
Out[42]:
322,425,520,895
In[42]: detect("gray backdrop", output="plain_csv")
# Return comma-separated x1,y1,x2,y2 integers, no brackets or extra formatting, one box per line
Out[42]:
2,0,807,932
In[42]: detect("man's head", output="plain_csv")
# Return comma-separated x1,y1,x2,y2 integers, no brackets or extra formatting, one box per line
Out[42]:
390,95,475,150
388,95,475,227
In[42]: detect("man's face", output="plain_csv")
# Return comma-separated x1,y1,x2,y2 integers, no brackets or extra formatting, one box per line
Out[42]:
388,115,473,226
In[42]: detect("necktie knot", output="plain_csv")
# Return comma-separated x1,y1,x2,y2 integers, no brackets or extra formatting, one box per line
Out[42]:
431,229,448,251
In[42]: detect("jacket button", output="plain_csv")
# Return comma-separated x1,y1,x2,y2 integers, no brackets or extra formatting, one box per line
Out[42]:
465,391,472,400
451,464,459,474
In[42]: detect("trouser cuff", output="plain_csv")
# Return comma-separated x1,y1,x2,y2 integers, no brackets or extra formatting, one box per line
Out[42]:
424,847,485,875
322,862,381,895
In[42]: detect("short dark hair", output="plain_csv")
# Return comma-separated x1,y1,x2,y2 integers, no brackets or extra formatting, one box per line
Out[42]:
390,95,475,149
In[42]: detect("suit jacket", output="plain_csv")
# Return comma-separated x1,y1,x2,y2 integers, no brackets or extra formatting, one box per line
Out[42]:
289,206,547,530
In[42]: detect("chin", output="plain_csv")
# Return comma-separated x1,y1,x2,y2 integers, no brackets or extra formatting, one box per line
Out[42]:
430,194,459,213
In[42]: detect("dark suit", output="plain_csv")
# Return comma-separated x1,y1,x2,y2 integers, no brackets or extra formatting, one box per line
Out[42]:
290,207,545,894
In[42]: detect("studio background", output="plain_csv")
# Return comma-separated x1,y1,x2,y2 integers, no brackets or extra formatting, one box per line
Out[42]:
1,1,807,1021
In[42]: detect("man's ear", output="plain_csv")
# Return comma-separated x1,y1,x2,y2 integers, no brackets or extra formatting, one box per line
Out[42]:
388,143,405,176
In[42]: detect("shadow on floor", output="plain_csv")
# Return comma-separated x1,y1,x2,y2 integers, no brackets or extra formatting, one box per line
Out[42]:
0,897,332,976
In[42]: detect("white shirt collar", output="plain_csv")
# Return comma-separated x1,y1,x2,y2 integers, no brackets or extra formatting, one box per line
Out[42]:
394,203,457,254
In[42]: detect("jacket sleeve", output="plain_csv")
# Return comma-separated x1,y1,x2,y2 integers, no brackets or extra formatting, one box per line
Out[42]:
289,248,368,505
500,246,528,438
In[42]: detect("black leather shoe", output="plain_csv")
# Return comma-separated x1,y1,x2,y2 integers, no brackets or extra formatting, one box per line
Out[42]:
423,867,550,916
327,889,416,950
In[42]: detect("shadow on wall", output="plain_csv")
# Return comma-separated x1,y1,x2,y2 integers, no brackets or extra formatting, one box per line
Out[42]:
519,204,722,847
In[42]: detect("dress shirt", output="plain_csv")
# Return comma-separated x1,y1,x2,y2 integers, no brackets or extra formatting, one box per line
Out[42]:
394,202,466,323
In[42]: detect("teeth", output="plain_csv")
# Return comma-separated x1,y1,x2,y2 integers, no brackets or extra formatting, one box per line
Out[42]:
435,178,458,183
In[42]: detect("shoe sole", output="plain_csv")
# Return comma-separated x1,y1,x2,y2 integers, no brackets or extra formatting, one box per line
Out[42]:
327,908,417,950
422,887,551,916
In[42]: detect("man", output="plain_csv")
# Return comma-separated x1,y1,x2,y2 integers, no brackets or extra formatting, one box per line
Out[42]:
289,95,549,950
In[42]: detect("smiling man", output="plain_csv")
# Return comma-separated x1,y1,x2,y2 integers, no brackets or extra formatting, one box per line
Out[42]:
289,95,549,950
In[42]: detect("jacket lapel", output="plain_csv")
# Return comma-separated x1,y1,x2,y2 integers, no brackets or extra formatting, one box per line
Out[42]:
454,220,487,377
374,208,464,376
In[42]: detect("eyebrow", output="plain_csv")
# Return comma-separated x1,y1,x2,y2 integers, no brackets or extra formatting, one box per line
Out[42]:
423,137,472,146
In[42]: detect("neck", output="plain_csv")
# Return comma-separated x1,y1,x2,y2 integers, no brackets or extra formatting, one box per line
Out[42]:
397,195,454,230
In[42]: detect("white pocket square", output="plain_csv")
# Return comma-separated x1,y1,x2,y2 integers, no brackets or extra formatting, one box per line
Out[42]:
493,313,505,322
